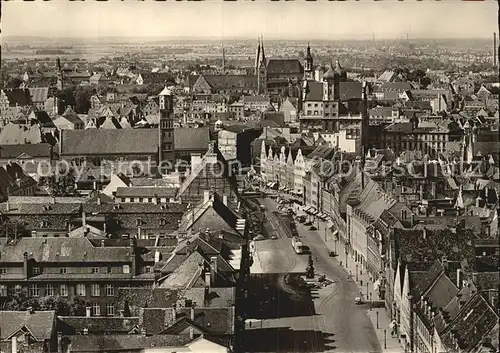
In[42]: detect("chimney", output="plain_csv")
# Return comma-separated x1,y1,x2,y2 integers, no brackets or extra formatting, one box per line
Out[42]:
57,333,62,353
456,269,463,289
100,239,105,247
419,184,424,200
411,214,415,227
130,237,137,275
171,306,177,322
223,195,228,206
85,306,91,318
203,190,210,203
442,256,448,271
82,211,86,227
83,227,89,237
23,252,29,279
431,182,436,199
210,256,217,285
141,328,147,337
205,270,211,287
190,306,195,321
93,181,97,191
423,228,427,240
11,337,17,353
189,327,194,340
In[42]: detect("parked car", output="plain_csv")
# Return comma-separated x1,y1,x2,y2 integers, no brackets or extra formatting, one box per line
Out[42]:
271,234,278,240
328,251,336,257
354,297,364,305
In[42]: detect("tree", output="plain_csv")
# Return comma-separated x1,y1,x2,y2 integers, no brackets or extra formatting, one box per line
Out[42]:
306,254,315,279
1,287,39,311
6,77,23,89
39,296,71,315
75,89,91,114
0,220,28,241
42,168,78,197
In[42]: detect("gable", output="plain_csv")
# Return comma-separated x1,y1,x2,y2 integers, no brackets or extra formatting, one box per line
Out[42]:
193,76,212,91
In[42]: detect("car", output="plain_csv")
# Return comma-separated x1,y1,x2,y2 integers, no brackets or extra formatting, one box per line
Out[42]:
328,251,336,257
354,297,364,305
270,234,278,240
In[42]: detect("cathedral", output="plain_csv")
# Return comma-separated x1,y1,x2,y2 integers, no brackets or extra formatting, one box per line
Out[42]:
254,36,308,97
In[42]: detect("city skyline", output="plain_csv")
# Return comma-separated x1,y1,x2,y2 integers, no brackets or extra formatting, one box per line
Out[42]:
2,0,498,41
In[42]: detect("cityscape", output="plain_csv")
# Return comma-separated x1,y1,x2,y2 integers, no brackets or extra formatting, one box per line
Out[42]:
0,1,499,353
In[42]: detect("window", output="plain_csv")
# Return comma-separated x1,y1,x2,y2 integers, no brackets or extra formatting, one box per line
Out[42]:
30,284,40,297
0,268,6,274
60,268,67,274
92,268,99,274
76,284,86,296
123,265,130,274
0,285,7,296
160,219,166,226
91,284,100,297
107,267,112,274
32,267,41,275
92,303,101,316
136,219,142,226
105,284,115,296
45,284,55,296
106,303,115,316
121,198,126,202
145,267,151,273
60,284,68,297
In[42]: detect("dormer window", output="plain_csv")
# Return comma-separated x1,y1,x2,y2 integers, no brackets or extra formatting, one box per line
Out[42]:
40,220,49,228
160,219,166,226
113,204,120,211
32,266,41,275
43,205,51,211
136,219,142,226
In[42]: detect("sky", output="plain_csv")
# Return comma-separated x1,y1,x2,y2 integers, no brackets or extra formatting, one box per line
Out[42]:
2,0,498,40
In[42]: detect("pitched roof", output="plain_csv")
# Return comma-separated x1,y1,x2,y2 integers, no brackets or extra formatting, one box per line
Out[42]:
0,311,56,340
60,129,158,156
28,87,50,103
200,75,257,90
4,88,32,106
0,143,52,159
58,316,140,335
266,59,303,75
174,127,210,151
0,123,43,145
379,82,412,92
115,187,177,199
339,82,363,100
65,334,192,352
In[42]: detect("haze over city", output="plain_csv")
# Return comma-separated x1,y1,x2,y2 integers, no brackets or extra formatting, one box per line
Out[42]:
2,0,498,40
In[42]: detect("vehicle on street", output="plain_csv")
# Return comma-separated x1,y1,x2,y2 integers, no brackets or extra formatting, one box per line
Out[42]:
328,251,336,257
297,215,306,223
354,297,364,305
271,234,278,240
292,236,303,254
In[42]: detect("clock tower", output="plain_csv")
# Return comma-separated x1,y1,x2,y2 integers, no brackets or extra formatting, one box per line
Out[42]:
158,85,175,173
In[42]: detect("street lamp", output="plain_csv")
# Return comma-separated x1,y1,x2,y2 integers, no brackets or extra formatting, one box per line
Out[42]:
324,225,327,242
376,311,379,329
356,264,359,282
366,282,369,298
384,329,387,349
369,293,373,311
345,243,349,268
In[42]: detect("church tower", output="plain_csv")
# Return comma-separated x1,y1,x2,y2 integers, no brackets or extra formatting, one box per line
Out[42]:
56,57,63,91
257,35,267,95
158,85,175,173
304,43,314,80
254,38,261,75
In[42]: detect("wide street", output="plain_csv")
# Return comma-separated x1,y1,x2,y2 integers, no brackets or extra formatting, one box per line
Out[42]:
244,197,382,353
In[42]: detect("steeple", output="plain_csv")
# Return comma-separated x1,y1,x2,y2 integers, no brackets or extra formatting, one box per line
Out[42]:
254,37,261,74
304,42,314,80
260,35,266,68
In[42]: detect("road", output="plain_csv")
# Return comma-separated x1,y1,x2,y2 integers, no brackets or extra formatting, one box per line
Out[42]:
244,197,382,353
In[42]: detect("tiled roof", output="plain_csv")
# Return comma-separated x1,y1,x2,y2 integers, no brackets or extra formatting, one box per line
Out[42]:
423,272,459,309
379,82,412,92
4,88,32,106
174,127,210,151
0,237,132,263
393,229,476,270
304,81,323,101
339,82,363,100
439,293,499,352
184,287,236,308
159,250,206,288
28,87,50,103
115,187,177,198
177,307,235,335
266,59,303,75
0,123,43,145
61,107,84,125
0,143,52,159
201,75,257,90
60,129,158,156
58,316,140,334
369,107,394,118
0,311,56,340
65,334,192,352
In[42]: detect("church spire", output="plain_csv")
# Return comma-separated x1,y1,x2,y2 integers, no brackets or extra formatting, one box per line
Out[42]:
255,37,261,74
260,34,266,67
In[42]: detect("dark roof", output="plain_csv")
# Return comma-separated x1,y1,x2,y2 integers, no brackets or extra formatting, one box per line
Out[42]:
266,59,304,75
61,129,158,156
0,143,53,159
0,311,55,340
115,187,177,198
439,293,499,352
177,307,235,335
57,316,139,335
4,88,32,106
201,75,257,90
339,82,363,100
263,112,285,125
66,334,192,352
174,127,210,151
304,81,323,101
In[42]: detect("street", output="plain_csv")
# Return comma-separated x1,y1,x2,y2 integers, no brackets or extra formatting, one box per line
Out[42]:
244,197,383,353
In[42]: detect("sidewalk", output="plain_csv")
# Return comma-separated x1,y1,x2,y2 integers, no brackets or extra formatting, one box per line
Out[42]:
315,219,404,353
